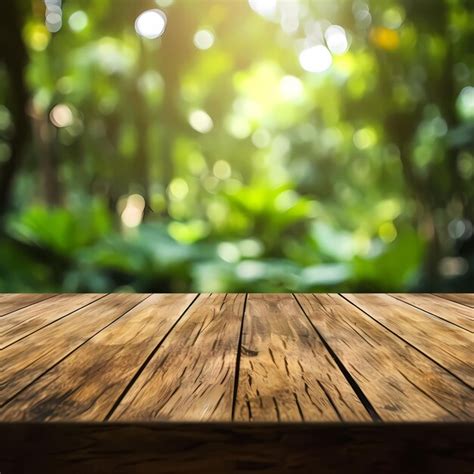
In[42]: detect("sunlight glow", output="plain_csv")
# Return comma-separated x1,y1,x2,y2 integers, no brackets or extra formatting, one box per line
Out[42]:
49,104,74,128
193,29,215,50
45,0,62,33
280,2,300,34
218,242,240,263
457,86,474,119
168,178,189,200
299,45,332,73
135,9,167,39
279,75,304,100
325,25,349,55
68,11,88,32
189,110,214,133
121,194,145,228
213,160,232,180
248,0,277,18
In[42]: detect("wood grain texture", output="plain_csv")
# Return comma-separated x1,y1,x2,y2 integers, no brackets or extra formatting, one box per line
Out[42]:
0,293,103,349
295,293,473,421
0,293,148,407
391,293,474,332
235,294,371,422
0,293,472,427
1,422,473,474
0,294,196,421
110,293,245,422
0,293,55,317
434,293,474,308
343,293,474,387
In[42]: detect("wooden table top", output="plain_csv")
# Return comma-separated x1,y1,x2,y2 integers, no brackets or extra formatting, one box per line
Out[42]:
0,293,473,423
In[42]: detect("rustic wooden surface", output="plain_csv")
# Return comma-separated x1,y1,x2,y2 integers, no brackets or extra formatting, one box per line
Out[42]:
0,293,473,472
0,292,472,422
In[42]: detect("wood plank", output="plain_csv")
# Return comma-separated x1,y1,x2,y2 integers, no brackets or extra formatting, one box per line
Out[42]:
1,423,473,474
0,294,197,421
0,294,56,317
343,294,474,387
391,293,474,332
235,293,370,422
110,293,245,422
434,293,474,308
0,293,103,349
0,293,148,407
295,294,473,421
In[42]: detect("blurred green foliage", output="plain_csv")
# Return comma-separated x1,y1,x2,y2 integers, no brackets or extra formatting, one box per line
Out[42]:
0,0,473,292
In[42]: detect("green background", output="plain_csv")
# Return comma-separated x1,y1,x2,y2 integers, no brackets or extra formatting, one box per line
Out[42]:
0,0,473,293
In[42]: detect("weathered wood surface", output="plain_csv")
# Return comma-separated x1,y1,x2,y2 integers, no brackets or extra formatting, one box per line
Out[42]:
235,294,370,422
0,293,473,472
0,293,472,422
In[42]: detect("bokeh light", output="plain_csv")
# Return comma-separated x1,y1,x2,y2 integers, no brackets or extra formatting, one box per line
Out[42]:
299,45,332,73
49,104,74,128
188,109,214,133
68,11,88,32
457,86,474,120
248,0,277,18
44,0,62,33
213,160,232,180
279,75,304,101
168,178,189,200
135,9,167,39
325,25,349,55
193,29,215,50
121,194,145,228
252,129,272,148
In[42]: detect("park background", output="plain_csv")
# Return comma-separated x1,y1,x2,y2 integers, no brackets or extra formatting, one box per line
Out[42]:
0,0,473,293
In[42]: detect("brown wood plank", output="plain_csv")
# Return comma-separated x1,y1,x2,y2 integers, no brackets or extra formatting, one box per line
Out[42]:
343,294,474,387
0,293,104,349
296,294,473,421
0,294,56,317
0,294,197,421
1,423,473,474
434,293,474,308
390,293,474,332
110,293,245,422
0,293,148,408
235,293,370,422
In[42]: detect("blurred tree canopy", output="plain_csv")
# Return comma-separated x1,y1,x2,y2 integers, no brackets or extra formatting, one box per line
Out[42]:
0,0,473,292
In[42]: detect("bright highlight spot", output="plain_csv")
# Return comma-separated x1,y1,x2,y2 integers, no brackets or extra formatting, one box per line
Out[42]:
45,0,62,33
121,194,145,228
46,12,62,33
370,27,399,50
299,45,332,73
353,127,377,150
135,9,167,39
189,109,214,134
28,24,51,51
248,0,277,18
68,11,88,32
225,115,251,139
49,104,74,128
213,160,232,179
325,25,349,55
217,242,240,263
168,178,189,200
378,222,397,243
457,86,474,120
279,75,304,101
193,29,215,50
